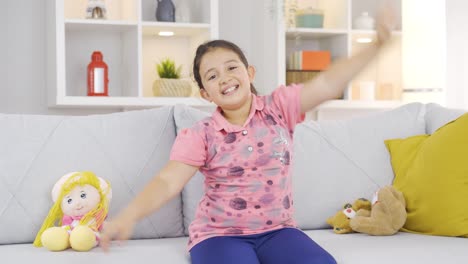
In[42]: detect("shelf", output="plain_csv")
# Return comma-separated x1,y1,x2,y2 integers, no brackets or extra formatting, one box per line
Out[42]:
52,97,403,111
65,19,138,32
66,18,138,25
64,24,138,97
286,29,402,42
315,100,404,110
54,96,214,108
48,0,218,108
142,22,211,37
64,0,138,22
351,29,402,35
351,30,402,45
286,28,348,40
141,0,213,24
349,29,403,101
352,0,402,31
285,31,348,65
308,99,405,121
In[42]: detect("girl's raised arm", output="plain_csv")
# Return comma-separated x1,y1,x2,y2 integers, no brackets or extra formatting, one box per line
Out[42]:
299,4,397,113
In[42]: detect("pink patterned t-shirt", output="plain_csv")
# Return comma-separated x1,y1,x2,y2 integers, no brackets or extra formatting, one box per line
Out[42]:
170,84,304,251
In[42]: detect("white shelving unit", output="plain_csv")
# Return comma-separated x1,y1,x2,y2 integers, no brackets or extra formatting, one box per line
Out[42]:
282,0,403,101
307,99,405,121
278,0,403,120
46,0,218,108
216,0,404,120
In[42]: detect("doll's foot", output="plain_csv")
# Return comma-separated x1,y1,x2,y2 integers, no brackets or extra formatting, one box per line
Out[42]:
41,227,70,251
70,226,97,251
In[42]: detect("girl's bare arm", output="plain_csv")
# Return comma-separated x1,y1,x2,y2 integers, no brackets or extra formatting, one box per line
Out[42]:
100,160,198,251
299,4,397,113
118,160,198,221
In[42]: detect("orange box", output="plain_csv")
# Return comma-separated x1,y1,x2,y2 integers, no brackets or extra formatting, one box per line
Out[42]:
301,51,331,71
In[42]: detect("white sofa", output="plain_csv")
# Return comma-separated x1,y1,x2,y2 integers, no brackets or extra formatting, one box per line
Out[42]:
1,103,467,264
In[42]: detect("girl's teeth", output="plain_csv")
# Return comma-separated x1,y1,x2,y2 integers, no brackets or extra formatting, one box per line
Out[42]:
224,86,236,94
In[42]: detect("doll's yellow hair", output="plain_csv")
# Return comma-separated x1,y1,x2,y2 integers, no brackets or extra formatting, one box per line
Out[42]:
33,171,110,247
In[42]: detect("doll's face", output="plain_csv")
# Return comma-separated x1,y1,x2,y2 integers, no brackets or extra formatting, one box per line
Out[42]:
61,184,100,217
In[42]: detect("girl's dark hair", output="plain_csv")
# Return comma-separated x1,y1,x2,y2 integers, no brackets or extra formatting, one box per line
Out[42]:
193,39,258,95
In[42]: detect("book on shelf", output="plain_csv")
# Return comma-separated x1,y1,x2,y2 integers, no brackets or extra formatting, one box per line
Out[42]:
286,70,320,85
287,50,331,71
286,70,343,99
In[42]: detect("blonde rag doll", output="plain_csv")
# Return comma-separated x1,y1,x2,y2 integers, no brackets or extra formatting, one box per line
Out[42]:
33,171,112,251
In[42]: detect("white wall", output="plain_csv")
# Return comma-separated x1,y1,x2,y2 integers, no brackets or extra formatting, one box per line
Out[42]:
218,0,282,95
402,0,446,104
446,0,468,109
0,0,118,115
1,0,467,114
2,0,275,115
219,0,264,94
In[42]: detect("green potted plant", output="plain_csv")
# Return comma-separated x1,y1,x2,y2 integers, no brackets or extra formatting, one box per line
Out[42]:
152,58,192,97
157,58,182,79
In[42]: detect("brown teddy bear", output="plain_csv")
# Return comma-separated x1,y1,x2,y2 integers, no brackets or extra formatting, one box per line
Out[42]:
326,186,407,236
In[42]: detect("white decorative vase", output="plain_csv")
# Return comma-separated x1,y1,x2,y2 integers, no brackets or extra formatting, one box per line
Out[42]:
175,0,191,23
354,12,375,30
359,81,376,101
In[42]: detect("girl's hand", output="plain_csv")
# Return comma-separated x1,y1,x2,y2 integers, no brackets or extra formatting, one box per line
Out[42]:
100,214,136,252
375,1,398,46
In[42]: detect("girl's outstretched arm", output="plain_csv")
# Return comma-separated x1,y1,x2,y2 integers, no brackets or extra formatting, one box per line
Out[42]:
299,4,397,113
100,160,198,251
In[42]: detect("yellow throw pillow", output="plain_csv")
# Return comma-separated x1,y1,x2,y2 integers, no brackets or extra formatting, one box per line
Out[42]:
385,113,468,237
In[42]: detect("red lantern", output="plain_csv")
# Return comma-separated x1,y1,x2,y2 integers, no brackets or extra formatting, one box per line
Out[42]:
87,51,109,96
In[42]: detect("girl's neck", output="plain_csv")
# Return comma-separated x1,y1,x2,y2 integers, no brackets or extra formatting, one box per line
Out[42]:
221,95,253,126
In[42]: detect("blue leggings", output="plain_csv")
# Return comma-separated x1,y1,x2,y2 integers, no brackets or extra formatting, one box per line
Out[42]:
190,228,336,264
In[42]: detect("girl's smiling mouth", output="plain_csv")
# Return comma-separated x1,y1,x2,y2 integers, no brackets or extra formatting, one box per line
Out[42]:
222,85,239,95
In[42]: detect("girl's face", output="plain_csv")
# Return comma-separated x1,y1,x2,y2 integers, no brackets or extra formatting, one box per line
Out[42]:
199,48,255,111
61,184,100,217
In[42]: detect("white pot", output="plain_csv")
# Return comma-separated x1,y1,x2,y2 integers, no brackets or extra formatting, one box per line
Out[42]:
359,81,376,101
354,12,375,30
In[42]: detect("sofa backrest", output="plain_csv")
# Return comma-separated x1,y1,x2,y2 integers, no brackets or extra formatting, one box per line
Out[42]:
171,103,456,232
292,102,465,230
173,103,466,234
0,107,184,245
172,105,212,236
424,103,466,134
5,102,454,245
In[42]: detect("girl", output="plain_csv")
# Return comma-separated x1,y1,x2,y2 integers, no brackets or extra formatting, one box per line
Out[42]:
101,7,395,263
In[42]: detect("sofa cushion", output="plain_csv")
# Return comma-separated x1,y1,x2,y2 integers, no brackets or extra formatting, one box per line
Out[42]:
0,107,184,245
2,231,467,264
0,237,190,264
305,230,468,264
173,104,212,235
386,113,468,237
292,103,427,230
424,103,465,134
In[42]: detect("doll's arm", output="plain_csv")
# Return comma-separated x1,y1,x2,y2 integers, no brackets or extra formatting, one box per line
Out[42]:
61,215,73,230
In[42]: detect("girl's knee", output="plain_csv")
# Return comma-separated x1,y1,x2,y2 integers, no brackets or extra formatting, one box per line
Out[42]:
307,253,337,264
